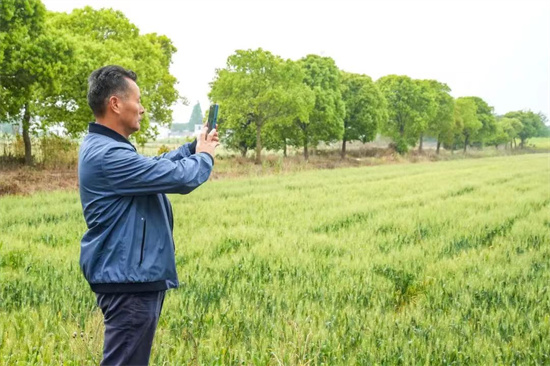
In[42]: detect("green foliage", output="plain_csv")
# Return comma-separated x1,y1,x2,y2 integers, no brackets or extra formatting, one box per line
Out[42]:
487,120,511,148
414,80,438,146
375,75,434,153
0,0,49,112
539,125,550,137
394,138,409,154
504,110,548,148
157,144,171,155
0,0,73,164
340,72,387,157
1,154,549,364
292,55,345,160
1,3,179,161
42,7,180,145
501,117,523,141
221,117,257,158
460,97,496,147
454,97,481,152
262,78,315,156
210,48,312,163
423,80,455,148
487,116,523,148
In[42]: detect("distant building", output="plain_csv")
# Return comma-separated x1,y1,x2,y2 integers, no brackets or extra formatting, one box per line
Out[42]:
193,124,203,137
152,123,171,139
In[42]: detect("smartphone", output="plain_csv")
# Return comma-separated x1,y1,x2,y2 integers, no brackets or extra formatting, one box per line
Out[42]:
207,104,219,133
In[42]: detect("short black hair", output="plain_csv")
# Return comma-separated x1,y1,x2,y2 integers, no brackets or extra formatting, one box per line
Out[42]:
87,65,138,117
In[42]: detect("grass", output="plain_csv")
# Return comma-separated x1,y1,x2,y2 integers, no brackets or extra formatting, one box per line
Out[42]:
1,152,549,364
528,137,550,151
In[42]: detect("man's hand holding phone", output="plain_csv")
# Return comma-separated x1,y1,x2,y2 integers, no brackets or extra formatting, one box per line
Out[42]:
197,104,220,162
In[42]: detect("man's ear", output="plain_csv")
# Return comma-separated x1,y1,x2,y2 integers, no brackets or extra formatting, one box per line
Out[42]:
108,95,121,115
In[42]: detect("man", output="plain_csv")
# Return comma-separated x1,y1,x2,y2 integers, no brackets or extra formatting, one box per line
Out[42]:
78,65,218,365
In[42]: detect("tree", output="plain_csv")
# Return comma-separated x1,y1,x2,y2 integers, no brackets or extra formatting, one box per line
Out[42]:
221,116,257,157
0,0,73,165
486,118,511,149
187,101,203,129
293,55,345,160
423,80,455,154
496,116,523,149
462,96,496,147
414,80,438,152
504,110,548,148
538,115,550,137
209,48,311,164
41,7,180,145
263,86,314,157
340,72,387,158
376,75,432,154
1,5,180,164
0,0,46,114
454,97,481,153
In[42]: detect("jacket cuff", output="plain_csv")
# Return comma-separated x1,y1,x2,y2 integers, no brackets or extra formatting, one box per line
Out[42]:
188,139,197,154
200,152,214,165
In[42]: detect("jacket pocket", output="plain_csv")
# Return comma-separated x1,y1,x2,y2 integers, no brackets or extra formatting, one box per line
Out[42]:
139,219,147,266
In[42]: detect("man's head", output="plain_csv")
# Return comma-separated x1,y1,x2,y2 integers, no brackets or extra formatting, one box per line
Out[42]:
87,65,145,138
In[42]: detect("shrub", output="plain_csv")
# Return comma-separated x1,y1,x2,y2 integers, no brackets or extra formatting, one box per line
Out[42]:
157,144,171,155
39,135,79,169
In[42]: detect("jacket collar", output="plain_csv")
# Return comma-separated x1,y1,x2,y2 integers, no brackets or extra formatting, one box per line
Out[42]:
88,122,136,150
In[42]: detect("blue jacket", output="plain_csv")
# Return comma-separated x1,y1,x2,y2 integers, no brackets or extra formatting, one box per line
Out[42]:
78,123,213,293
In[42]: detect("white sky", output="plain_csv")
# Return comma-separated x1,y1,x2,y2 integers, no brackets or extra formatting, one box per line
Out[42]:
43,0,550,124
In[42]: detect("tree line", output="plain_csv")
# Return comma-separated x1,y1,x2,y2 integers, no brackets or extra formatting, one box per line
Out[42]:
1,1,547,166
209,48,548,163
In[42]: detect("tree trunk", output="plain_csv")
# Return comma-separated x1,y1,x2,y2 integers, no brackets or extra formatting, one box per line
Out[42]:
22,103,33,166
239,140,248,157
303,135,309,161
436,139,441,154
520,138,525,149
341,138,347,159
254,123,262,165
463,136,468,153
283,140,287,158
418,133,423,153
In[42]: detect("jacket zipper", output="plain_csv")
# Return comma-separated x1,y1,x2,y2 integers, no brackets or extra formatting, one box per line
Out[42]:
139,219,146,266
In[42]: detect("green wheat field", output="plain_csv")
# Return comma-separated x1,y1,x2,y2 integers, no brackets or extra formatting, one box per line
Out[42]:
1,153,549,365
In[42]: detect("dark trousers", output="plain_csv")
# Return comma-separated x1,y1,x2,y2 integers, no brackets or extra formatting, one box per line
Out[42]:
96,291,166,366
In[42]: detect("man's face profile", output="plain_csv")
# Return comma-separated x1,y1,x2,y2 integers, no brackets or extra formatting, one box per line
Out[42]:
113,78,145,136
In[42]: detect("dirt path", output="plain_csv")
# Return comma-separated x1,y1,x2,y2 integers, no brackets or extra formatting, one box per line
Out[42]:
0,167,78,196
